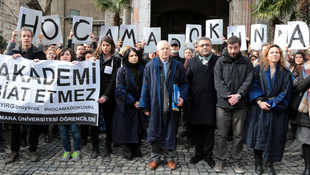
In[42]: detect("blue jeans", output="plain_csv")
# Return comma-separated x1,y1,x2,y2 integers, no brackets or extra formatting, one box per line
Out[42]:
58,125,81,152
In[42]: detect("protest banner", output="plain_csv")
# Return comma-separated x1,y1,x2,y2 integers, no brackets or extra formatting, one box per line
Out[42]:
41,15,63,45
72,16,93,44
99,26,119,46
143,27,161,53
120,25,138,47
185,24,202,48
168,34,185,57
16,6,42,43
0,55,100,126
250,24,267,50
206,19,223,45
227,25,247,50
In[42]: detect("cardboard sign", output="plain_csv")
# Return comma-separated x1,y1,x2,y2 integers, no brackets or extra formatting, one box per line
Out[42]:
72,16,93,44
120,25,138,47
16,6,42,43
185,24,202,48
250,24,267,50
99,26,119,45
206,19,223,45
274,25,288,50
168,34,185,58
288,21,309,50
41,15,63,45
227,25,247,50
143,27,161,53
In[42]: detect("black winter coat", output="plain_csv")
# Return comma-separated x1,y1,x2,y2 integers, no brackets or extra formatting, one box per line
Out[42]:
214,53,253,109
186,54,219,125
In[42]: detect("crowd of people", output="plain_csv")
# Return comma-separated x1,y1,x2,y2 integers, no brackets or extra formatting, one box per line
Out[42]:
0,27,310,175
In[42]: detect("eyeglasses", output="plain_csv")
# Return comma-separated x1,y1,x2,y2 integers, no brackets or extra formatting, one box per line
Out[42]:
199,44,210,47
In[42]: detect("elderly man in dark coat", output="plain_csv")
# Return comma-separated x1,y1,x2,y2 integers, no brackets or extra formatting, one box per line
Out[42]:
186,37,219,167
139,40,189,170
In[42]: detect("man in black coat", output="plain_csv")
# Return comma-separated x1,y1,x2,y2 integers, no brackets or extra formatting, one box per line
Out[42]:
186,37,218,167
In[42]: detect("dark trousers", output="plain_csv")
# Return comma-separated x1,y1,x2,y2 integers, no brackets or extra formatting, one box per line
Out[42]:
192,124,214,158
11,124,40,152
102,101,114,149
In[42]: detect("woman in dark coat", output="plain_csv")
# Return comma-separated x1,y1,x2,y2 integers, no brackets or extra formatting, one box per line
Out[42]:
94,36,121,157
112,47,146,160
243,44,293,175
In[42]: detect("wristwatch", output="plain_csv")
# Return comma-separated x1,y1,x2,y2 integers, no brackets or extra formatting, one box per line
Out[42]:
237,94,241,100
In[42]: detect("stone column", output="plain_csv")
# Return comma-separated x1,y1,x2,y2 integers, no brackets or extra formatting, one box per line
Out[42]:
131,0,151,41
105,9,114,26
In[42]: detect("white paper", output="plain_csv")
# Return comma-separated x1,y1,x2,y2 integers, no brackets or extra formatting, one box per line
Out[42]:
250,24,267,50
72,16,93,44
288,21,309,50
185,24,201,48
120,25,138,47
41,15,63,45
99,26,119,45
143,27,161,53
206,19,223,45
274,25,288,50
227,25,247,51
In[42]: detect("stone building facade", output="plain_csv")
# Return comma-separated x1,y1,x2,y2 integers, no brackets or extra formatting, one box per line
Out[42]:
0,0,263,47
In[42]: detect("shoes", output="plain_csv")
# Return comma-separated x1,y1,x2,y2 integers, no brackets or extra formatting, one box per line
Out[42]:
61,151,70,161
205,157,215,168
91,149,99,159
190,155,204,164
266,162,275,175
71,151,81,161
102,147,112,157
232,163,244,174
133,147,142,157
0,146,4,152
30,152,39,162
167,160,177,170
82,139,87,146
5,152,19,164
44,134,50,143
124,154,133,160
255,161,263,175
214,162,223,173
148,161,158,170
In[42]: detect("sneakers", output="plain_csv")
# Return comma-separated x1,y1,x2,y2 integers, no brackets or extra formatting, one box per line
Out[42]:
232,163,244,174
61,151,70,161
214,162,223,173
71,151,81,161
5,152,19,164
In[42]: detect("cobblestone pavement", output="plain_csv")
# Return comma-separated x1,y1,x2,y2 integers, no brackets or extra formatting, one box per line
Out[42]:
0,126,304,175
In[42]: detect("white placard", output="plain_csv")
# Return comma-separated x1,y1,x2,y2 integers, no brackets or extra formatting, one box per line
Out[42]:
227,25,247,51
72,16,93,44
99,26,119,45
274,25,288,50
288,21,309,50
16,6,42,43
143,27,161,53
185,24,201,48
206,19,223,45
41,15,63,45
250,24,267,50
120,25,137,47
168,34,186,58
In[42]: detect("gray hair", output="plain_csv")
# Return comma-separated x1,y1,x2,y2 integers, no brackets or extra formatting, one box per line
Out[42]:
157,40,169,51
197,37,212,45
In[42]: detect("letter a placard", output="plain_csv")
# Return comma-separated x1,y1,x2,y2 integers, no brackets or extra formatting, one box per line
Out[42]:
143,27,161,53
288,21,309,50
16,6,42,43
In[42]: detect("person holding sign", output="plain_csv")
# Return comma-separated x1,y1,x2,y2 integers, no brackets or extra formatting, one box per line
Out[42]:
112,48,147,160
57,48,82,162
139,41,189,170
95,36,121,157
5,27,46,164
186,37,219,167
170,40,185,64
214,36,253,174
244,44,293,175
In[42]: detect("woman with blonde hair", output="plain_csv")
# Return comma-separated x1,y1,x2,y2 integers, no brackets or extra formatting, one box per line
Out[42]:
244,44,293,175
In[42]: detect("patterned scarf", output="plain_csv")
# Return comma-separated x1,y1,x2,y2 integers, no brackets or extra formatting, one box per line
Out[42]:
298,61,310,118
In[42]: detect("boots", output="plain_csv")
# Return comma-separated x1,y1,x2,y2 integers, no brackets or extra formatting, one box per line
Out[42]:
303,144,310,175
266,162,275,175
91,145,99,159
254,149,263,175
102,140,112,157
122,144,133,160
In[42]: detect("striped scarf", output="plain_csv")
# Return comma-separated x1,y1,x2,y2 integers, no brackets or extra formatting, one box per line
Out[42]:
298,61,310,118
